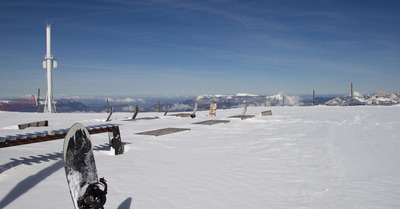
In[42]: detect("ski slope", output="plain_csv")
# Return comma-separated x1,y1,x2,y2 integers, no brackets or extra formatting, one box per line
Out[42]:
1,106,400,209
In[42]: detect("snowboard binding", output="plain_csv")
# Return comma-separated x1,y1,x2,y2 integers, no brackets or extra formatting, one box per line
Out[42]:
78,178,108,209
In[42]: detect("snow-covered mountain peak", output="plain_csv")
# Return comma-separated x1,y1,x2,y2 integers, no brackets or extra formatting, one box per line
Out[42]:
367,92,400,105
266,92,284,101
265,92,301,106
353,91,364,97
325,97,346,106
326,92,400,106
352,92,371,103
236,93,258,97
377,92,392,98
195,94,232,101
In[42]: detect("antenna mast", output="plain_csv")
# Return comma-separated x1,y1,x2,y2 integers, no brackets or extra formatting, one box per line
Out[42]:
43,25,57,113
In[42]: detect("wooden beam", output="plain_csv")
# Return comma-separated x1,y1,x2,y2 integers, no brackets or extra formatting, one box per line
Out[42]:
1,124,120,149
18,120,49,130
136,128,190,136
192,120,230,126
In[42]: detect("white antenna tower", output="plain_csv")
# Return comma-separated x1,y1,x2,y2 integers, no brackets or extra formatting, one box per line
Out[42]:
43,25,57,113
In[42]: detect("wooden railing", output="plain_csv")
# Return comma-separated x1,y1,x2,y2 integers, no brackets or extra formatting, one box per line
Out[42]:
0,124,123,155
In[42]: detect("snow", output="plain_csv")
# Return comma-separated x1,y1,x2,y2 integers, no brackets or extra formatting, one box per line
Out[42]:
195,94,232,101
265,93,301,106
327,92,400,106
1,106,400,208
236,93,258,97
366,92,400,105
353,91,370,103
326,97,346,106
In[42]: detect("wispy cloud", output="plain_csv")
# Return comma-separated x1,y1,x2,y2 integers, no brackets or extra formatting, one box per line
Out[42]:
108,97,145,103
1,0,399,96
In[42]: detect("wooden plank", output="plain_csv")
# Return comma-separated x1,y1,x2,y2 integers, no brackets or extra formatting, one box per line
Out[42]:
168,113,193,117
108,126,123,155
106,106,113,122
123,105,159,121
228,115,255,120
18,120,48,130
192,120,230,126
136,128,190,136
124,117,159,121
0,124,120,148
136,117,159,120
261,110,272,116
167,103,198,118
131,105,139,119
227,104,254,120
2,132,68,147
227,115,242,118
164,105,169,116
242,104,248,115
241,115,255,120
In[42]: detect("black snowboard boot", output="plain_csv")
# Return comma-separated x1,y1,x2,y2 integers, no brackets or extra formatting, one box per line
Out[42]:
78,178,108,209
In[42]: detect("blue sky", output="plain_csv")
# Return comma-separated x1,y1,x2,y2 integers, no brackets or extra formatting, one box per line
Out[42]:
0,0,399,97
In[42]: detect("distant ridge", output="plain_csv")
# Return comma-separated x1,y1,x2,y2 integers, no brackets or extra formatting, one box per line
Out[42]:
325,92,400,106
184,92,302,110
1,91,399,112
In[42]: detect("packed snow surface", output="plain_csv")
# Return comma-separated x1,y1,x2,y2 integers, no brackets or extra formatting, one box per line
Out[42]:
1,106,400,209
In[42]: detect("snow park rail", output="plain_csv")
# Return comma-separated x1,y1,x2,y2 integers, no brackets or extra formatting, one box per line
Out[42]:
0,124,123,155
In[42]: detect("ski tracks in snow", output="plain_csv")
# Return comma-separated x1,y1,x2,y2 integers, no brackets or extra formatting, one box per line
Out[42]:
335,107,400,208
291,117,346,209
1,107,400,209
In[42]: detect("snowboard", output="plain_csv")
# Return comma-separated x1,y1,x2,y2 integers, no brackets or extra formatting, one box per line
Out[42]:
63,123,103,209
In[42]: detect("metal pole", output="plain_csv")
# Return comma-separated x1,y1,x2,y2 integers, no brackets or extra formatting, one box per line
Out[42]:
43,25,56,113
37,88,40,112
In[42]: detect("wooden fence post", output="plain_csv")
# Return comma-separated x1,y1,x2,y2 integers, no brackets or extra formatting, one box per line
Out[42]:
351,83,354,106
313,89,315,106
164,105,169,116
107,99,109,113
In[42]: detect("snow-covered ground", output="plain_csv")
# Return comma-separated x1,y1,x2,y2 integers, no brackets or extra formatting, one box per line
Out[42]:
1,106,400,209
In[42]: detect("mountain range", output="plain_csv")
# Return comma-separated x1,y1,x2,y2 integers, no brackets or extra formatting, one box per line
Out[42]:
325,92,400,106
1,92,399,113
